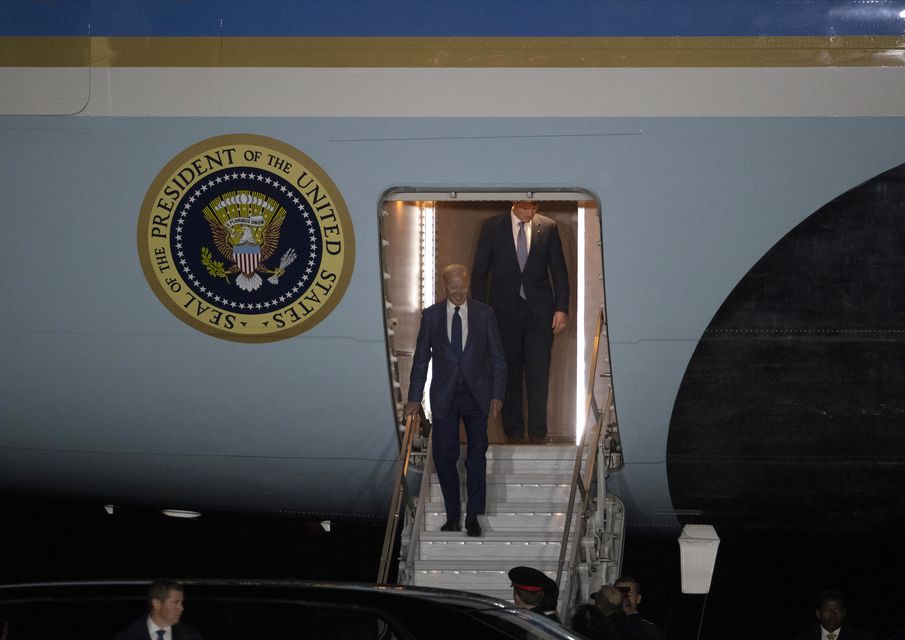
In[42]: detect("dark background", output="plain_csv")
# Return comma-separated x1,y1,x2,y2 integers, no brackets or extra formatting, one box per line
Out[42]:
1,493,902,640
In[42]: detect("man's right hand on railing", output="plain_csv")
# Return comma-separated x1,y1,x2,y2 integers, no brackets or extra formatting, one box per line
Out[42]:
404,401,421,417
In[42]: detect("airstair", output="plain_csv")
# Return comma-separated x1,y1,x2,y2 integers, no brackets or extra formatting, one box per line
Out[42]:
407,443,578,601
379,310,626,620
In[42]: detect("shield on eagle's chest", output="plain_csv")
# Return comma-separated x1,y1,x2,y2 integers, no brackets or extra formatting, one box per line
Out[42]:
233,243,261,275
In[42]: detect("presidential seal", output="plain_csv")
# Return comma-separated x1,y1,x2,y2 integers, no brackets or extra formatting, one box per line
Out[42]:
138,134,355,342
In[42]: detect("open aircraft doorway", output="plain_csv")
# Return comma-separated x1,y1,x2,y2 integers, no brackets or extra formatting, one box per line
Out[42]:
379,190,613,446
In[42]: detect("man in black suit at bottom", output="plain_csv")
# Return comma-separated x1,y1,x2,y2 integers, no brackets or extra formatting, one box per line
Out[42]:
114,579,202,640
405,264,506,538
792,591,874,640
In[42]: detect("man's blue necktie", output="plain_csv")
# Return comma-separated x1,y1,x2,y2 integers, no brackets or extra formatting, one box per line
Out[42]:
452,306,463,358
156,630,166,640
452,305,464,383
517,221,528,298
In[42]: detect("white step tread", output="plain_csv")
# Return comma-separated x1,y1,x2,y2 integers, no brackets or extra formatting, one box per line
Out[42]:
487,443,576,453
413,559,560,572
412,560,564,590
433,472,575,484
420,530,568,542
478,460,580,474
423,510,574,532
429,475,575,502
418,545,570,561
424,500,576,513
419,530,572,559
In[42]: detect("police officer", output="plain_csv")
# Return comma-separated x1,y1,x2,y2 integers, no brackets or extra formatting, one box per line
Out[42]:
508,566,560,622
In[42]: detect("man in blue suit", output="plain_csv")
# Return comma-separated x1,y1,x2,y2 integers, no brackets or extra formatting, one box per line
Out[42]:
405,264,507,537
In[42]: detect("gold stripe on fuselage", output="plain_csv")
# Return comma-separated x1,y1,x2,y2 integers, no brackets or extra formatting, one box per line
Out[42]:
2,35,905,68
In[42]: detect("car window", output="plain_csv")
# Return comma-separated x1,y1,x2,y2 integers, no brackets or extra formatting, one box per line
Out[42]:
469,609,583,640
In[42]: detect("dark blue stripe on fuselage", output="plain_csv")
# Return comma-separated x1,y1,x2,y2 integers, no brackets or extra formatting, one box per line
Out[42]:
5,0,905,37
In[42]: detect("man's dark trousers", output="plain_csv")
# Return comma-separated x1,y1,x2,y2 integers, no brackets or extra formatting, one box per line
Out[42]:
432,381,488,522
501,297,554,438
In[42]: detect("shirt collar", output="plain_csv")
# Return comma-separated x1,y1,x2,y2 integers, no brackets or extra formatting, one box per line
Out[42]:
147,617,171,636
447,299,468,312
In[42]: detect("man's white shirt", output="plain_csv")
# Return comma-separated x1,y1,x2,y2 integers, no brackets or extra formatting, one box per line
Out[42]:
147,618,172,640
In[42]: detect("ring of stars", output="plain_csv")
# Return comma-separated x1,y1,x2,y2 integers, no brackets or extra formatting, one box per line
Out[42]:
172,170,321,311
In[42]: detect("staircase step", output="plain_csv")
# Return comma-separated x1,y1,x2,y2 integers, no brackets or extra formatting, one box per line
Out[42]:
427,444,582,474
424,502,575,532
419,530,572,560
482,445,579,474
486,444,577,458
412,559,560,591
483,459,577,474
429,473,574,502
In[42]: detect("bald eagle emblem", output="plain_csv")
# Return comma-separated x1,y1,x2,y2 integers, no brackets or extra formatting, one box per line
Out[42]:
201,191,297,291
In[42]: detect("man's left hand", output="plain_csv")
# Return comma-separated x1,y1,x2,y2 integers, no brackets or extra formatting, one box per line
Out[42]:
552,311,569,336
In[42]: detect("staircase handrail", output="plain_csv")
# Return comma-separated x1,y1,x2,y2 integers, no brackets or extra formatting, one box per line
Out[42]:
398,425,435,584
556,308,604,583
377,411,420,583
555,391,609,586
555,307,612,615
559,390,613,619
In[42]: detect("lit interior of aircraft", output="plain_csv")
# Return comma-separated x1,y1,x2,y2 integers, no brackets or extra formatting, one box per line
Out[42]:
379,193,609,446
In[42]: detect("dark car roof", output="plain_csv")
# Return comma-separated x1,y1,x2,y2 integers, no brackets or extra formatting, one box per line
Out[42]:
0,579,582,640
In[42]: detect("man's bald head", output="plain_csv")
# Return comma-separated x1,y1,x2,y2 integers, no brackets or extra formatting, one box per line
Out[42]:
441,263,468,283
441,264,469,306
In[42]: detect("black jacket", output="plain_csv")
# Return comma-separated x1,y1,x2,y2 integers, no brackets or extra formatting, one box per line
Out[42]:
113,617,202,640
792,624,875,640
472,212,569,327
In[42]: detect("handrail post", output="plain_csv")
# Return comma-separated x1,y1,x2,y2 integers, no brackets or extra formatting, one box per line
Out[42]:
377,412,418,584
399,427,435,585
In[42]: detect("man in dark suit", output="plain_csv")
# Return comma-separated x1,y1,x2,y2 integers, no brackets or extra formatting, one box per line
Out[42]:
405,264,506,537
614,577,667,640
114,579,202,640
791,591,875,640
595,585,634,638
472,200,569,444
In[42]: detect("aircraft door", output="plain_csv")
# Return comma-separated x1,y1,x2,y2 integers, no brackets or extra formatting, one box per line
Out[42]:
380,191,611,447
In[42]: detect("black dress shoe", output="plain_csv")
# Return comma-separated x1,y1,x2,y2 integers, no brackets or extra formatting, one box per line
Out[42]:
441,520,461,532
506,433,525,444
465,516,482,537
